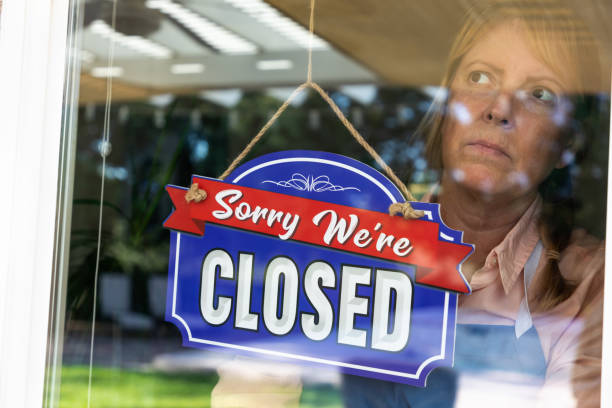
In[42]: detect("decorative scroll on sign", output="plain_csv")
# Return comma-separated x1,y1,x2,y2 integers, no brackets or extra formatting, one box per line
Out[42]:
163,150,473,386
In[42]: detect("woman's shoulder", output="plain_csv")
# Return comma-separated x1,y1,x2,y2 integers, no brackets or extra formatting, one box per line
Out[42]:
559,228,604,285
567,228,603,253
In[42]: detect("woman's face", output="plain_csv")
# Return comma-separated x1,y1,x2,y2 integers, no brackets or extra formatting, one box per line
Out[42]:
441,20,571,198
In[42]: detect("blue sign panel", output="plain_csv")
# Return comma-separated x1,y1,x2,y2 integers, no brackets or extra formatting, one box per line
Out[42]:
164,150,472,386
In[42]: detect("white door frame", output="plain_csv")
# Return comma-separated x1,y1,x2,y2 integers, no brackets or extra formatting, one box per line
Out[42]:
0,0,70,406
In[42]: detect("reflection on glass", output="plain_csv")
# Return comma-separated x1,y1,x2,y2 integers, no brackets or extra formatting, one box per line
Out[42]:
343,3,607,407
50,0,609,407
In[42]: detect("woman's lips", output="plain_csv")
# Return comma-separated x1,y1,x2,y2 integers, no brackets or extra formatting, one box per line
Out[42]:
465,140,510,159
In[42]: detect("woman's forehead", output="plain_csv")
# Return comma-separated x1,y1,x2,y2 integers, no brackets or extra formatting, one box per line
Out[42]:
459,20,573,91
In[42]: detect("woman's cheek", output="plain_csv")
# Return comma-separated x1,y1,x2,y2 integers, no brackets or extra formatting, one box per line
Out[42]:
521,128,564,181
440,112,468,156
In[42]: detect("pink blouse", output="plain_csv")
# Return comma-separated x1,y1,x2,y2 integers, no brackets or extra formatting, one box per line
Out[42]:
453,196,604,407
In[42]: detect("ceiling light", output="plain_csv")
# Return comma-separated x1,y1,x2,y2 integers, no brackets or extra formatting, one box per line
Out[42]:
171,63,205,74
339,84,378,105
256,59,293,71
223,0,329,50
267,87,308,107
149,93,175,107
89,20,172,59
90,66,124,78
146,0,258,55
200,89,243,108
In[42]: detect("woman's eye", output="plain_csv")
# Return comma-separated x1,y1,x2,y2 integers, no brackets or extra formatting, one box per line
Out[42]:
531,87,557,105
468,71,491,85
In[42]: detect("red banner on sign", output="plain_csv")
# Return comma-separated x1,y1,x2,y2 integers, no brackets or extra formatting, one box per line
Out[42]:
164,177,472,293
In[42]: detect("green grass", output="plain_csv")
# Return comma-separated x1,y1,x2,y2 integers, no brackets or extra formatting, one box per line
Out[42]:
59,365,217,408
300,383,343,407
59,365,342,408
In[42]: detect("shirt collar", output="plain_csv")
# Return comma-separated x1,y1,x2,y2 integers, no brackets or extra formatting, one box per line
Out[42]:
486,196,541,294
422,183,541,294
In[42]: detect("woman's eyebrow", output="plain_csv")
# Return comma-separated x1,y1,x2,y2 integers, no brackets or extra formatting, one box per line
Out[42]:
525,76,565,91
463,60,503,74
464,60,567,91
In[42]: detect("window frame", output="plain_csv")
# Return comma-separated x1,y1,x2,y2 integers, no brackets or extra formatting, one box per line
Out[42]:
0,0,70,406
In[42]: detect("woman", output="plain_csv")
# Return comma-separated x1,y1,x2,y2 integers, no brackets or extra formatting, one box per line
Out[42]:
343,2,604,407
212,2,605,407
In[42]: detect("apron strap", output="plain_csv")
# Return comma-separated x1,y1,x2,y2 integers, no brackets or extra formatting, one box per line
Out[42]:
515,240,543,338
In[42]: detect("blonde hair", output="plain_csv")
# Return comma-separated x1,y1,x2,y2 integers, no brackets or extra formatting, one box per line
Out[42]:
418,0,602,311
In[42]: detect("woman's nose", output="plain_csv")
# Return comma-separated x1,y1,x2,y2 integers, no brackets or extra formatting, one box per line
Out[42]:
483,92,513,128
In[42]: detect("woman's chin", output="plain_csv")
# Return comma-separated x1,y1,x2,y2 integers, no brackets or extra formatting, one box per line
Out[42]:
445,166,528,198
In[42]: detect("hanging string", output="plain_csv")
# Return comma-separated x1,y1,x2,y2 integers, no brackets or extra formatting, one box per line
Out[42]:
218,82,309,180
87,1,118,407
218,0,422,218
307,0,315,83
308,81,417,204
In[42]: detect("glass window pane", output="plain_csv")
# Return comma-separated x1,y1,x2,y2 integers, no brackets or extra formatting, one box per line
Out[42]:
47,1,611,407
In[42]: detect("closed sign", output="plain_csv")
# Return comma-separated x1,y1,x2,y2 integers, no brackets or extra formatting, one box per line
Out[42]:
164,151,472,386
